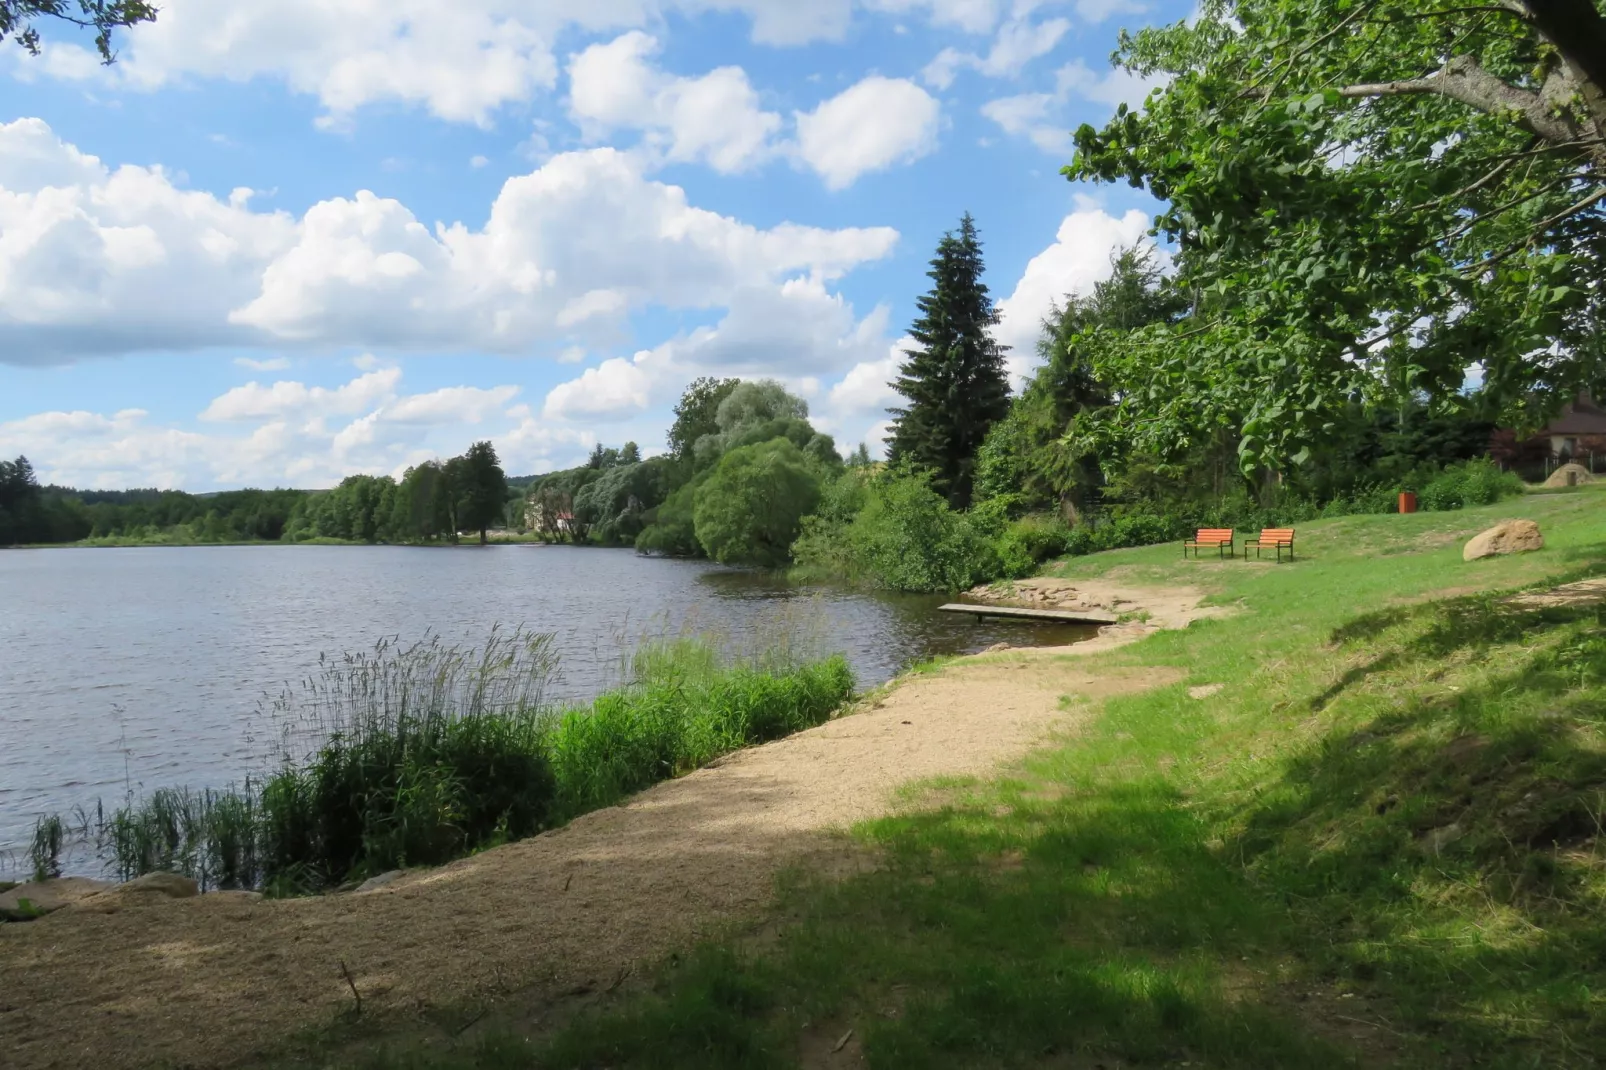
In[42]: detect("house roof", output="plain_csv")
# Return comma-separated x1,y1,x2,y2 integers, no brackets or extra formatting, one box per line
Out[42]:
1543,394,1606,435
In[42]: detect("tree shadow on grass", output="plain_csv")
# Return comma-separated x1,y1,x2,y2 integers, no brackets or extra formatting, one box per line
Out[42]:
1315,551,1606,710
1230,595,1606,1066
549,782,1367,1070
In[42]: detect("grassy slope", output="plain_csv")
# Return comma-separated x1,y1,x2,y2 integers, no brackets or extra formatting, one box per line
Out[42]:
281,487,1606,1070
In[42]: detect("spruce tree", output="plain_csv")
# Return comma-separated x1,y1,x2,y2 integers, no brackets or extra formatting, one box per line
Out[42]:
887,213,1010,508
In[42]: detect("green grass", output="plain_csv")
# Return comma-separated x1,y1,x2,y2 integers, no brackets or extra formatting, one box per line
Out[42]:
263,485,1606,1069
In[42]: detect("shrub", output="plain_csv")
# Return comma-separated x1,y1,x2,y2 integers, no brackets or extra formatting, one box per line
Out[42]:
992,514,1072,578
635,479,704,557
1416,458,1524,512
693,439,823,567
841,472,999,592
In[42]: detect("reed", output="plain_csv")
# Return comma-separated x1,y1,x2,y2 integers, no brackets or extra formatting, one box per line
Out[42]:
34,628,854,895
28,814,66,882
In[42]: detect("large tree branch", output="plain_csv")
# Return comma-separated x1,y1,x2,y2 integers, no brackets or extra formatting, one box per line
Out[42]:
1340,54,1603,166
1503,0,1606,132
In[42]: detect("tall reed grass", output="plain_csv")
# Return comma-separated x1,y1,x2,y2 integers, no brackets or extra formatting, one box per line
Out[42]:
24,629,854,895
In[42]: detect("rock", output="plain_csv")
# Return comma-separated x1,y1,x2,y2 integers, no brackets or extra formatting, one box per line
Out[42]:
355,870,407,893
1463,519,1544,561
1420,822,1465,856
0,877,115,919
119,871,200,898
68,871,201,914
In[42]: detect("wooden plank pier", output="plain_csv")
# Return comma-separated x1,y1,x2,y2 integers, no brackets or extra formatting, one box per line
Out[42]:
938,603,1119,626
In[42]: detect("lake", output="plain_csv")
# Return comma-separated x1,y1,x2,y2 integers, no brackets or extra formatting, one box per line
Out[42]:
0,544,1093,872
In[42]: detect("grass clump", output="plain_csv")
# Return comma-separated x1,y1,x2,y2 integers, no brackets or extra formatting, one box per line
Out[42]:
548,643,853,818
38,631,854,895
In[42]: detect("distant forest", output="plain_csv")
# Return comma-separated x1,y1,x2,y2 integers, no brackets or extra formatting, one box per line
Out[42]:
0,443,516,547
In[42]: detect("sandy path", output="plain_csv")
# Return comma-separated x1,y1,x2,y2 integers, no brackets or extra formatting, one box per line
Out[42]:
1,647,1182,1070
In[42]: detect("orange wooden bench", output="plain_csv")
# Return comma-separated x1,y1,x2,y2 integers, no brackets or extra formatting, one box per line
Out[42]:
1245,527,1296,562
1184,528,1235,559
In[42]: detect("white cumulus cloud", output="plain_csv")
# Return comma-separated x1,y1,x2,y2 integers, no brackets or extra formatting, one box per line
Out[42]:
2,367,536,490
4,0,1018,125
922,14,1070,89
983,58,1167,153
0,120,901,364
567,33,783,174
994,200,1155,383
794,77,942,190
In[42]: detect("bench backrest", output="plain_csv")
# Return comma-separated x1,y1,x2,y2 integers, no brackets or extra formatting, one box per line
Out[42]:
1258,528,1295,544
1194,528,1235,542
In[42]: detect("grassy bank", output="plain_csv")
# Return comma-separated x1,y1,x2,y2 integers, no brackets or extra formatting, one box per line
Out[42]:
295,485,1606,1068
23,634,854,894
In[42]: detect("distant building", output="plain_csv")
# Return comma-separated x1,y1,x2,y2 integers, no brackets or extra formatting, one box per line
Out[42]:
1538,394,1606,461
524,499,575,535
1491,393,1606,472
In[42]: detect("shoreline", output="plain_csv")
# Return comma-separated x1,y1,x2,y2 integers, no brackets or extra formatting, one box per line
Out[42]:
0,615,1180,1070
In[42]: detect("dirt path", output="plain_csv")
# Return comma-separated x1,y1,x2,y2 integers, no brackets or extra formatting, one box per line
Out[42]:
1,627,1193,1069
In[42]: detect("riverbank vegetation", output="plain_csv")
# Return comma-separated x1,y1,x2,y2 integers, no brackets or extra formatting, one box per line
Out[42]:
277,484,1606,1069
19,633,853,895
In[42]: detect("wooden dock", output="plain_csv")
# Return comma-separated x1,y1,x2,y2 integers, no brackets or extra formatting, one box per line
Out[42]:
938,603,1119,626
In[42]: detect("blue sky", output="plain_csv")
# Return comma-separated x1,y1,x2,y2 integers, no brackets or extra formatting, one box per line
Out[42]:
0,0,1189,489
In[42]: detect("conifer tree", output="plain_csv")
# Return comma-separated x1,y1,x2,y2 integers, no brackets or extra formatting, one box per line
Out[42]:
887,213,1010,508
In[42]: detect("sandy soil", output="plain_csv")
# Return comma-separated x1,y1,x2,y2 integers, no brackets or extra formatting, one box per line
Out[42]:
0,591,1206,1070
967,576,1235,647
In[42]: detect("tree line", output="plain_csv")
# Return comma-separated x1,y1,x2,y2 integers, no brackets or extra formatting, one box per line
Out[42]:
0,443,510,547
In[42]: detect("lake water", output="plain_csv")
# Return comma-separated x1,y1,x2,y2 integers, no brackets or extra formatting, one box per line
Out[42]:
0,545,1094,872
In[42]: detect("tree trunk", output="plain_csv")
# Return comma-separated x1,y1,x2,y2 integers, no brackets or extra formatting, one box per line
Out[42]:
479,527,487,545
1517,0,1606,131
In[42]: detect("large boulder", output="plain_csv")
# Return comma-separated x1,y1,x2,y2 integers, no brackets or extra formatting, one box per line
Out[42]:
1464,519,1544,561
0,877,115,919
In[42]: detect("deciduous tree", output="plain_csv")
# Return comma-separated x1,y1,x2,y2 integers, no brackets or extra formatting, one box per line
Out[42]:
1067,0,1606,472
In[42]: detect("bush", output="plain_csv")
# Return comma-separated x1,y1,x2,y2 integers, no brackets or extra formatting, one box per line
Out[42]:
992,514,1072,578
821,472,999,592
1416,458,1524,512
693,439,823,567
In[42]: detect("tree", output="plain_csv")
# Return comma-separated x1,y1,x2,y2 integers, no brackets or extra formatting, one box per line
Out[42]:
887,213,1012,508
393,462,452,542
455,440,508,544
691,379,815,468
619,441,642,465
1066,0,1606,472
667,377,739,462
573,457,672,546
1003,244,1188,514
692,439,823,567
847,443,873,468
0,455,41,545
2,0,156,63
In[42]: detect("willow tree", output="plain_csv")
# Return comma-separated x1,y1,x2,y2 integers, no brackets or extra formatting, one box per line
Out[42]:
1066,0,1606,472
